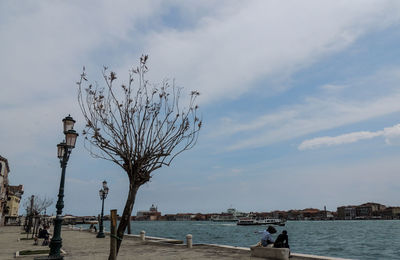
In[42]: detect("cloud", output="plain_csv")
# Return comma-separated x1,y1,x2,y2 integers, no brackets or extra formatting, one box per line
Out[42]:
211,68,400,151
140,0,400,104
320,84,348,92
2,1,400,214
299,124,400,150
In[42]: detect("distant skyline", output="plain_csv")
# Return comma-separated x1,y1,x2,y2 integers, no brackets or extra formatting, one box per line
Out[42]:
68,201,399,216
2,1,400,216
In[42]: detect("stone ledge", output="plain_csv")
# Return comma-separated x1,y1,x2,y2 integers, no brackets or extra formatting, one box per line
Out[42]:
290,253,353,260
15,249,66,258
250,245,290,260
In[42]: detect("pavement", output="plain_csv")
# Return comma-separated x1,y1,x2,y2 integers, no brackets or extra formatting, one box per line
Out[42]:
0,225,255,260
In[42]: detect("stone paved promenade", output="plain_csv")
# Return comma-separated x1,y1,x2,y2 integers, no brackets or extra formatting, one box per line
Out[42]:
0,226,255,260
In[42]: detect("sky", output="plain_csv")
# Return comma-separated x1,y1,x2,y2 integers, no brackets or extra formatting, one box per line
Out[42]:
2,0,400,216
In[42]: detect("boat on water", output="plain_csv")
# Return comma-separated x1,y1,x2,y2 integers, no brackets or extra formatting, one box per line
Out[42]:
237,217,285,226
210,208,246,222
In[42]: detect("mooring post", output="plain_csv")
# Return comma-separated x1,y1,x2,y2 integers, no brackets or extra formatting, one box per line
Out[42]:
127,220,131,234
140,230,146,241
186,234,193,248
110,209,117,260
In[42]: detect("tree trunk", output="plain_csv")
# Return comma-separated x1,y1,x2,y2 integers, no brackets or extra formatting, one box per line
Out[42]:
109,181,139,259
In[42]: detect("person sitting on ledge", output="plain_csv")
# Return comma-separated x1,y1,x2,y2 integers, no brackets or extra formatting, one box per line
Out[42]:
255,225,277,247
40,225,51,246
34,228,42,245
273,230,289,248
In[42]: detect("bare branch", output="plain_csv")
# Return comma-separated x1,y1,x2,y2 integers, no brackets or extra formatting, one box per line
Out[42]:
77,55,202,257
23,195,54,215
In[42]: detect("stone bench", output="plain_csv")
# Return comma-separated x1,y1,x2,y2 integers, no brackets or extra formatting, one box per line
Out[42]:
250,245,290,260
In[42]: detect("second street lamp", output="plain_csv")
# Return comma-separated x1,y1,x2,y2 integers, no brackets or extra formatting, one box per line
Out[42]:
97,180,109,238
38,115,78,260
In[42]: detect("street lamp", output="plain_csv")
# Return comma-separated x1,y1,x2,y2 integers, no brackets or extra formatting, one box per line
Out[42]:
96,180,109,238
45,115,78,260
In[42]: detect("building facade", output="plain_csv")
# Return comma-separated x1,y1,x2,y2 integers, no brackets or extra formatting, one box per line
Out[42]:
5,185,24,224
337,206,357,220
382,207,400,219
0,156,10,226
136,204,161,221
356,202,386,219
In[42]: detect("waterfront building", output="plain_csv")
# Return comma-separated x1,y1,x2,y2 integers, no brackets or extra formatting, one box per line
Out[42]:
337,206,357,220
355,202,386,219
136,204,161,221
5,184,24,225
287,210,302,220
300,208,324,220
271,210,288,220
381,207,400,219
0,155,10,226
174,213,195,221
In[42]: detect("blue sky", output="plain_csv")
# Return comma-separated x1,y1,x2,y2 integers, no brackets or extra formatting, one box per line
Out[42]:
2,0,400,216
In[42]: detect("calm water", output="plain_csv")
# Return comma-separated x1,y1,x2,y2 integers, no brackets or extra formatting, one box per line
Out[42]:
81,220,400,260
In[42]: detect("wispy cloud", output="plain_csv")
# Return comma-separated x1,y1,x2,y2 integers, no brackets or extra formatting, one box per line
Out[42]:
133,0,400,104
299,124,400,150
211,68,400,151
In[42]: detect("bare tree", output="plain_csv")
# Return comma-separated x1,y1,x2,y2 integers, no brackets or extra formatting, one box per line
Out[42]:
23,195,53,234
77,55,201,258
23,195,54,216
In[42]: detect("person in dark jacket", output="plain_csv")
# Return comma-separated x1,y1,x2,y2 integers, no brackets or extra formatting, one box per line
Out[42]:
273,230,289,248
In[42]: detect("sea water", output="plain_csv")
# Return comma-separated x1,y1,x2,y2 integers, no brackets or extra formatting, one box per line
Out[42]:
81,220,400,260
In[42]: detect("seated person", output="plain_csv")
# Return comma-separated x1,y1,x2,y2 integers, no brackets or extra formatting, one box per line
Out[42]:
34,228,43,245
273,230,289,248
255,225,277,247
37,228,45,238
41,226,51,246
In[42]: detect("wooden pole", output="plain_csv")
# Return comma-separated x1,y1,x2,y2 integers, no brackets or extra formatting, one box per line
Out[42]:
127,217,131,234
31,217,37,238
109,209,117,260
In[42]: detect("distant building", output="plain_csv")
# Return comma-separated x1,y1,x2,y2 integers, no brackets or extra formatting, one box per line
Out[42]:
287,210,302,220
300,208,324,220
381,207,400,219
174,213,194,221
136,204,161,221
355,202,386,219
337,206,356,220
0,156,10,226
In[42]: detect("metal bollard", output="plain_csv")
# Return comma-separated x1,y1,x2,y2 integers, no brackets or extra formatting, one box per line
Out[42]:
140,230,146,241
186,234,193,248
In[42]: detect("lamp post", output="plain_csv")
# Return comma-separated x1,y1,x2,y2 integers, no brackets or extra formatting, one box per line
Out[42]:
46,115,78,260
97,180,109,238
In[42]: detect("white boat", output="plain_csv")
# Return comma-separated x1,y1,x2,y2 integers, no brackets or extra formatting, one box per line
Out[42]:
237,217,285,226
211,208,246,222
